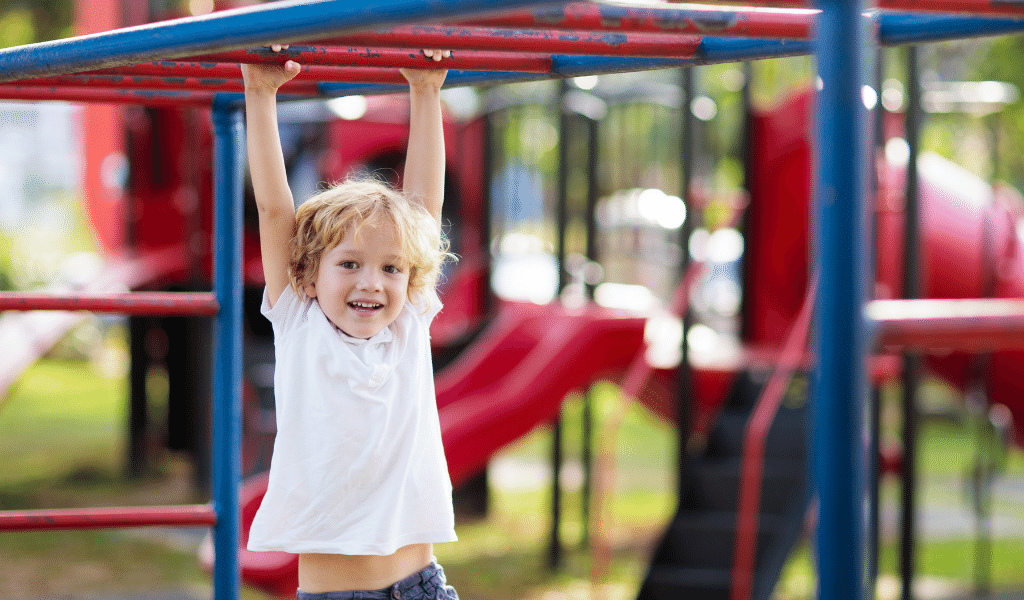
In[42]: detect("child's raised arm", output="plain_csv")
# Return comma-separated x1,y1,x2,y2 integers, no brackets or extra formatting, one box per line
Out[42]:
400,50,450,224
241,47,301,307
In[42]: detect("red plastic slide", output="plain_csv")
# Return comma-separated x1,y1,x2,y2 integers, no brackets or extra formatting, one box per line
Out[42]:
436,299,649,486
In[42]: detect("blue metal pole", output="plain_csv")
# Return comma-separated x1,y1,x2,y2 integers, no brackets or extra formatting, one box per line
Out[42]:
812,0,871,598
880,12,1024,45
0,0,554,83
211,100,245,600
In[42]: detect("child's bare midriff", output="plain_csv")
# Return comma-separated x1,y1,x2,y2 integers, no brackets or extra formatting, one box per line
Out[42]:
298,543,434,593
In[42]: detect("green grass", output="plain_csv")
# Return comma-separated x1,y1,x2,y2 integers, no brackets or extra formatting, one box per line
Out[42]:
0,357,213,598
0,358,125,492
778,535,1024,600
0,529,205,598
2,358,1024,599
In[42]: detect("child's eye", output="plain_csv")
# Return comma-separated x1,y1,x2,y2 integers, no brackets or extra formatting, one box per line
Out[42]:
383,265,401,274
340,261,358,269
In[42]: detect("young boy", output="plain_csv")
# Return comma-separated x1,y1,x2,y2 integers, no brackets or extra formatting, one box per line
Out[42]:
241,47,459,599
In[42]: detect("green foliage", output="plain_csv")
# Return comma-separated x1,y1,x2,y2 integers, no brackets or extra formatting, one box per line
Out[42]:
0,8,33,47
0,230,14,291
749,56,815,111
0,0,73,47
973,34,1024,190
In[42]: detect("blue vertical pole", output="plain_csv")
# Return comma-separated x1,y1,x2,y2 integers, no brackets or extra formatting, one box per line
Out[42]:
812,1,871,599
211,99,244,600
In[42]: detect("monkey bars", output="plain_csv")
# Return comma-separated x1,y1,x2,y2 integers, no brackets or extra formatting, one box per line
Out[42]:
0,2,1021,102
1,2,1024,600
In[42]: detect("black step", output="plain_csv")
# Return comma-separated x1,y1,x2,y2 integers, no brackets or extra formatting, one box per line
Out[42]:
637,565,732,600
637,367,812,600
688,457,805,514
704,406,808,460
655,511,784,569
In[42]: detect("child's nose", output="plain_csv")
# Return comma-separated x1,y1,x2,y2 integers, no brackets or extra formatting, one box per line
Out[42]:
358,269,382,291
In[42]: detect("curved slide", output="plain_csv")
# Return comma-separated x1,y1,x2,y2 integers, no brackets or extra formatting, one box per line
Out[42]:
436,299,650,486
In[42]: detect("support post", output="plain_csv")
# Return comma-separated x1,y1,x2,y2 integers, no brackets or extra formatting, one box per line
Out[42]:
580,110,600,549
549,406,564,571
677,66,696,500
868,385,883,600
127,316,152,479
868,44,886,600
811,1,871,600
211,100,245,600
900,44,923,600
549,78,571,572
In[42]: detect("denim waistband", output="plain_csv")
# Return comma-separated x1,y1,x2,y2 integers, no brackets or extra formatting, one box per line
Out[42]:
297,561,447,600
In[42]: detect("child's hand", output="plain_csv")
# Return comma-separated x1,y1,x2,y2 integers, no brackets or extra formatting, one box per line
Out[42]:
400,49,450,90
241,44,301,95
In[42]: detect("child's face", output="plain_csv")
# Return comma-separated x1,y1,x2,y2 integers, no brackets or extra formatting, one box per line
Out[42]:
304,221,409,339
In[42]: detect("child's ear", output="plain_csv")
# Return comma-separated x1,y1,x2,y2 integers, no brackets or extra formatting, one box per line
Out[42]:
304,282,317,298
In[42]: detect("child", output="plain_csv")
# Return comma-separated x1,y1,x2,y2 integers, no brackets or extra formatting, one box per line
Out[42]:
241,47,459,599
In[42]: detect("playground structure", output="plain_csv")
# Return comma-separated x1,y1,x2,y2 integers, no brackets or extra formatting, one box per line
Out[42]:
0,2,1023,600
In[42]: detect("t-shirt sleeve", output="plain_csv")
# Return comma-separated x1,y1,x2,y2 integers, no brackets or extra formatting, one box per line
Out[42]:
261,284,306,334
409,285,443,324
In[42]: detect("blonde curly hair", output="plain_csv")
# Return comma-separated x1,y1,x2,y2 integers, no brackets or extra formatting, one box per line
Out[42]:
289,177,452,302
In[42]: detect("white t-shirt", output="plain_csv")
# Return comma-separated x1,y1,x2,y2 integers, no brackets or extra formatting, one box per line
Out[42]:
247,284,457,555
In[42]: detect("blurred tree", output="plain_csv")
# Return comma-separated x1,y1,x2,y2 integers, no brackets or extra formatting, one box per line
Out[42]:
0,0,73,47
974,34,1024,192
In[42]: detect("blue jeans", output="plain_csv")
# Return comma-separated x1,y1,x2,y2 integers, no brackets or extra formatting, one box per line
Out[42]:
296,562,458,600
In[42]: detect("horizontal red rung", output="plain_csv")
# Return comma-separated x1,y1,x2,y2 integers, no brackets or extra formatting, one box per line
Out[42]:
881,0,1023,15
311,25,704,58
463,1,814,39
0,292,219,315
7,73,320,94
0,504,217,532
21,50,555,92
705,0,1024,17
0,86,217,106
179,47,553,72
869,298,1024,352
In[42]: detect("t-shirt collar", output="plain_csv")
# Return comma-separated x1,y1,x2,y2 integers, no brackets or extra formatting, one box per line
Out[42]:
336,322,394,346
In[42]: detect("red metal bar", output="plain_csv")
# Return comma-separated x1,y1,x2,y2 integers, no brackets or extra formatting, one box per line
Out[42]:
690,0,1023,17
174,47,553,71
0,504,217,532
731,277,816,600
311,26,704,58
463,2,814,39
0,85,217,106
17,49,554,92
869,298,1024,352
880,0,1024,14
0,292,220,315
8,73,321,94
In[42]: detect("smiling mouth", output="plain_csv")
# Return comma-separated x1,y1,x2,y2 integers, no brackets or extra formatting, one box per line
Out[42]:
349,301,383,311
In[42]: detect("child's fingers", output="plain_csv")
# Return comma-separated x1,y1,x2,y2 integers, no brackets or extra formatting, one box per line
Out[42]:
422,49,451,62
